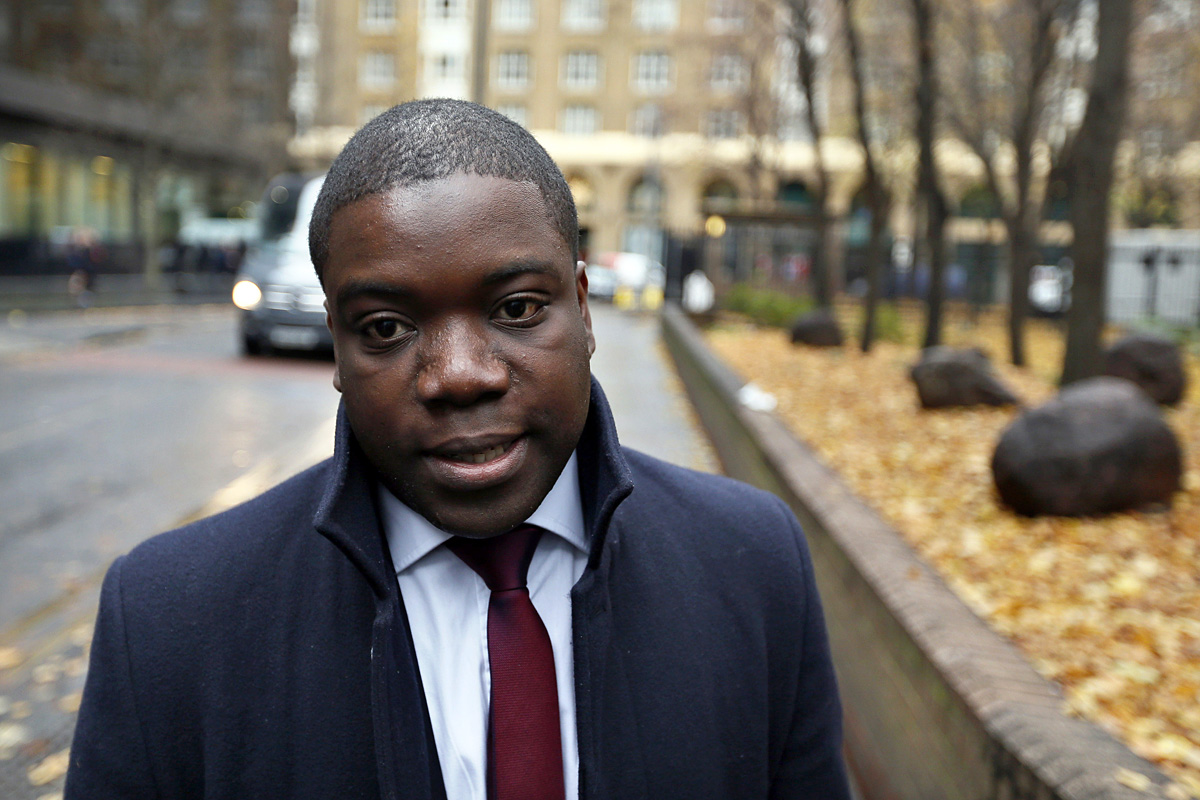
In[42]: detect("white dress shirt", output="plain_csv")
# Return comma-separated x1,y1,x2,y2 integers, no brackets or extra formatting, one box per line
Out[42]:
378,452,588,800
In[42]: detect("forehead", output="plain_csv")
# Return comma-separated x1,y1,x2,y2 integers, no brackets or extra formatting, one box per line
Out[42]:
327,173,566,264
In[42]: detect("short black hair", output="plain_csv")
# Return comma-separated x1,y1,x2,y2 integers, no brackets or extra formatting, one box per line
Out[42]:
309,99,579,280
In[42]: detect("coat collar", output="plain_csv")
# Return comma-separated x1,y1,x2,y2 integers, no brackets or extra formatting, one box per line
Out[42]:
313,376,635,594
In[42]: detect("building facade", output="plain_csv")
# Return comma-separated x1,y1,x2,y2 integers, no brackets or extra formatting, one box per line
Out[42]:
0,0,295,276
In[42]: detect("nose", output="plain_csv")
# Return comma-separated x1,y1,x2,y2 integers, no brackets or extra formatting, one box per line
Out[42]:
416,319,510,406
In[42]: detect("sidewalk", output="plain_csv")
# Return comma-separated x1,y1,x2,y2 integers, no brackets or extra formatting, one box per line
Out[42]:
0,273,233,315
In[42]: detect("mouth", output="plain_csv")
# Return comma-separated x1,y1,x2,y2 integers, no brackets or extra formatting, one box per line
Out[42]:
446,442,513,464
425,435,529,490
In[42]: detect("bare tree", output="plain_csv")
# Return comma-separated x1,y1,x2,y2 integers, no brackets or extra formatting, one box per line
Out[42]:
909,0,950,348
1060,0,1135,385
782,0,835,308
944,0,1080,366
1118,0,1200,229
837,0,892,352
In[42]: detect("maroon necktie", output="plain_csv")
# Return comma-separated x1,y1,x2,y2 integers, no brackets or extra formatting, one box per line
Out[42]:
447,526,565,800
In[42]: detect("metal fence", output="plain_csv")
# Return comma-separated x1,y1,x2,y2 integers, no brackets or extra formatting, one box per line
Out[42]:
1107,230,1200,327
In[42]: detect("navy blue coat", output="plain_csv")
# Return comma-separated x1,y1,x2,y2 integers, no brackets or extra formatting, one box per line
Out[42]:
66,380,850,799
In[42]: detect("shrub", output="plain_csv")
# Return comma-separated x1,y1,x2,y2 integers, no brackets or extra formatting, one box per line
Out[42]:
721,284,815,328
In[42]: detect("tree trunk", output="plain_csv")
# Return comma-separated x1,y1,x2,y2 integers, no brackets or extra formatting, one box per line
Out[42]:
790,0,833,309
838,0,889,352
860,202,888,351
1060,0,1134,386
1006,215,1036,366
810,204,832,307
922,195,948,348
912,0,949,350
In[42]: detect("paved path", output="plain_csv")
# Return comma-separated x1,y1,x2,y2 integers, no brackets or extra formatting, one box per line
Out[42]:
589,303,719,473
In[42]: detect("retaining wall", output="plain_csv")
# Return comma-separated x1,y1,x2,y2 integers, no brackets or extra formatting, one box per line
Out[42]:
661,303,1174,800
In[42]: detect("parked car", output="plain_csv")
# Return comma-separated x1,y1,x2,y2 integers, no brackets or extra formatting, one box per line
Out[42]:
588,251,665,309
232,174,332,355
584,263,619,301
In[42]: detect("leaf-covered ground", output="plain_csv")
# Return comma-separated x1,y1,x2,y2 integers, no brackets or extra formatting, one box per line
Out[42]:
705,303,1200,795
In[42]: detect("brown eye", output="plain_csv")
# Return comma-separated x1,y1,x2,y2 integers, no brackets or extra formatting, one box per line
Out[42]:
367,318,404,340
498,299,536,321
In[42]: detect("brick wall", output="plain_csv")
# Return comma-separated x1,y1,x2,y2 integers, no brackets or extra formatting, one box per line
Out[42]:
661,304,1174,800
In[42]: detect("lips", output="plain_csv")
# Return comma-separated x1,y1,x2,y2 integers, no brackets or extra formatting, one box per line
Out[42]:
425,435,528,490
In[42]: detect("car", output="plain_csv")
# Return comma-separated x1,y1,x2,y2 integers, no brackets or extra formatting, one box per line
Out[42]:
584,264,618,301
588,251,666,309
232,174,333,355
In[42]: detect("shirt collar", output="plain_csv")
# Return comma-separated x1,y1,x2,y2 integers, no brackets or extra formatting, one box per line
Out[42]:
379,451,588,575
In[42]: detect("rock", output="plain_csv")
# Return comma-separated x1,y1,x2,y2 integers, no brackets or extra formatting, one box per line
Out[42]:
789,309,843,347
992,377,1183,516
909,346,1020,409
1104,331,1187,406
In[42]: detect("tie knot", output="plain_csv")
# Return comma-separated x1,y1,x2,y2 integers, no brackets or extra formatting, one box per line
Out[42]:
447,525,543,592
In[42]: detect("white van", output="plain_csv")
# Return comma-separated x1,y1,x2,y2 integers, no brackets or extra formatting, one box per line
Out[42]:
231,174,330,355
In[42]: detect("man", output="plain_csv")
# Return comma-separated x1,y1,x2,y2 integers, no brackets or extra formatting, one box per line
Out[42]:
67,99,850,799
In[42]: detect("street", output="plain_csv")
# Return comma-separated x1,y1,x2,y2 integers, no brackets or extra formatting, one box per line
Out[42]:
0,301,715,798
0,305,341,798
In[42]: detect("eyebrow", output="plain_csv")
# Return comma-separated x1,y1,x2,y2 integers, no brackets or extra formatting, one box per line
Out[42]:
335,259,564,306
479,259,563,288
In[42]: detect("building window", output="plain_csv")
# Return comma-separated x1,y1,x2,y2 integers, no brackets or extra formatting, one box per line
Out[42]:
705,109,742,139
89,38,141,82
236,42,270,81
169,0,207,24
431,53,465,80
361,51,396,88
630,103,664,137
561,51,600,90
494,0,533,30
239,96,268,126
171,40,207,79
495,51,530,90
628,177,663,214
561,104,597,135
362,0,396,28
707,0,743,29
632,0,676,31
497,104,528,126
428,0,466,20
632,51,671,93
709,52,747,91
103,0,143,23
236,0,271,26
562,0,604,31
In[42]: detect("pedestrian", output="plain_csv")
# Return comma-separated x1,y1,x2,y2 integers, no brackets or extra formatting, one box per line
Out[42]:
65,99,850,799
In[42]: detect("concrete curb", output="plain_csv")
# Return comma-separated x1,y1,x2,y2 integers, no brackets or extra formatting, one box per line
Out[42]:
660,303,1175,800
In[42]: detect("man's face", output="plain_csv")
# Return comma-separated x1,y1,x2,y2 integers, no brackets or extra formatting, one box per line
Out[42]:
323,173,595,537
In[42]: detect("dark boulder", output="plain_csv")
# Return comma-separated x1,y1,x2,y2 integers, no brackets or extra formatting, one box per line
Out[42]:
789,309,844,347
992,377,1183,516
909,346,1020,409
1104,331,1187,406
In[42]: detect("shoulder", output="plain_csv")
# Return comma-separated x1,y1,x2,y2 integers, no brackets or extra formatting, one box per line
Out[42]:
622,447,795,526
617,447,808,568
115,458,336,602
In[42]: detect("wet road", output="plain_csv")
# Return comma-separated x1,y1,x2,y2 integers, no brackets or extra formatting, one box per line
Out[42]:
0,306,340,636
0,301,716,798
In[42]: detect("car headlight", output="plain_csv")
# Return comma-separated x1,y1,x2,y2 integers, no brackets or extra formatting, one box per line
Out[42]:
232,280,263,310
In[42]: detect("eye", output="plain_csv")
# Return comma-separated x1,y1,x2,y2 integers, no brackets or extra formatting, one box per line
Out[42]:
495,297,544,323
361,316,412,343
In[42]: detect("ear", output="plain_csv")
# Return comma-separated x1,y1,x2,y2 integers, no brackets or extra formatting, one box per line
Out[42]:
325,302,342,393
575,261,596,357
